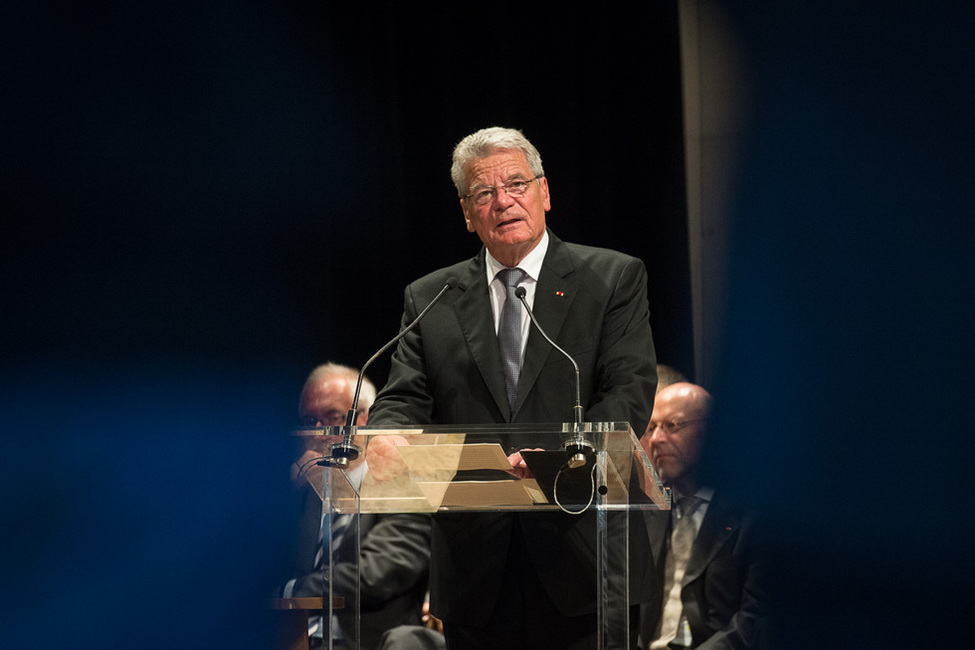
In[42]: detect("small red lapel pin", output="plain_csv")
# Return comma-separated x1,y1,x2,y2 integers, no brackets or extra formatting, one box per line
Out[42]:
556,291,564,297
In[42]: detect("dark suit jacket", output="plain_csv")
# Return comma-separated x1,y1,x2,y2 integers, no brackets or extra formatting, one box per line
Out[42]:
368,230,658,626
638,492,766,650
286,486,432,650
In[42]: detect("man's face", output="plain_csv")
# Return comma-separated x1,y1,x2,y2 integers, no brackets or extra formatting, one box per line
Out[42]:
460,150,550,266
299,375,364,427
646,384,708,485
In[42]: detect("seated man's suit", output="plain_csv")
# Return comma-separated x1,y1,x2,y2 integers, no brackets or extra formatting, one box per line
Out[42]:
639,492,766,650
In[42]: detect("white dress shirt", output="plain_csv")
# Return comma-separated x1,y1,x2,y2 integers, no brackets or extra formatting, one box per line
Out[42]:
484,230,549,354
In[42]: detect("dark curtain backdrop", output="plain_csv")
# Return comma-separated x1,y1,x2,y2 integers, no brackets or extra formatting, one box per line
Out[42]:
2,3,688,649
4,1,692,385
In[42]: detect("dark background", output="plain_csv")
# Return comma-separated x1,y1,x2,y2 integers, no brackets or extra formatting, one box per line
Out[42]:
4,1,692,387
2,3,688,648
3,1,973,648
706,3,975,648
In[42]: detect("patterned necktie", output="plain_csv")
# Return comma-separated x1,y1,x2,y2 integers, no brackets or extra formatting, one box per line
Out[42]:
652,496,702,649
314,512,351,570
497,267,526,409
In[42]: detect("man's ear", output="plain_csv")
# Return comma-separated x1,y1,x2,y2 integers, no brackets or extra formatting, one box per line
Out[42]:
460,198,474,232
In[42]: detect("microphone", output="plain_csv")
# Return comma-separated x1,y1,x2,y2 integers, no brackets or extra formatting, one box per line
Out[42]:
514,286,593,469
325,276,459,468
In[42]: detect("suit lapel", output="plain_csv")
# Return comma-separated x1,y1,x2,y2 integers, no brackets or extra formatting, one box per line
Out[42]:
453,250,510,418
644,509,671,573
296,485,323,574
683,493,739,585
512,233,578,416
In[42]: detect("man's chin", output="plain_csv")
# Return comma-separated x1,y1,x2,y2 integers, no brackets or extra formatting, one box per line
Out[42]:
493,224,529,242
653,461,680,482
496,228,542,250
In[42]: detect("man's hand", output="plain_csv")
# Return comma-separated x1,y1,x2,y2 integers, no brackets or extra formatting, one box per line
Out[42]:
365,434,411,482
506,448,543,479
421,600,444,634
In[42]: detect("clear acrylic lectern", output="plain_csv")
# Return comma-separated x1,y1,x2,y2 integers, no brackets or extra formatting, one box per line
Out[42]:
291,422,670,650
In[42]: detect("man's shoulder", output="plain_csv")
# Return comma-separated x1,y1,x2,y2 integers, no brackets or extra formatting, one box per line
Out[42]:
555,239,645,278
704,490,763,537
406,254,482,294
562,240,640,263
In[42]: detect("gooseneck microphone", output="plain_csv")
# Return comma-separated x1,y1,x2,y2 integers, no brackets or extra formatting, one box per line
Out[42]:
514,286,594,469
324,276,458,468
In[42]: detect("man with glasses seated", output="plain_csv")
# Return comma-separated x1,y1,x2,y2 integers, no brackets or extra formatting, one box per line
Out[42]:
283,363,432,649
638,383,767,650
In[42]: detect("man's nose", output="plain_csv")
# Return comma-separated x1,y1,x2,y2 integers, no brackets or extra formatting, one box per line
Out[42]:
647,423,667,444
493,186,516,208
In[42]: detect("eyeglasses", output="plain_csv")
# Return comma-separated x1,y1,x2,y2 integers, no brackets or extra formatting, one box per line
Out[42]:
647,418,708,435
299,410,347,427
462,175,543,207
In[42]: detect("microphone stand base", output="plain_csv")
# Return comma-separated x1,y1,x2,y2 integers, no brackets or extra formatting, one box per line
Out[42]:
563,440,595,469
320,441,361,468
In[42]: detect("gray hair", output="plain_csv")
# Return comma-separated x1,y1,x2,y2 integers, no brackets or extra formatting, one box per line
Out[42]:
301,362,376,412
655,364,688,395
450,126,545,197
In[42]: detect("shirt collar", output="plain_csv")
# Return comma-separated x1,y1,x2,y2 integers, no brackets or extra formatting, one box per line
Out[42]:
672,486,714,503
485,230,549,282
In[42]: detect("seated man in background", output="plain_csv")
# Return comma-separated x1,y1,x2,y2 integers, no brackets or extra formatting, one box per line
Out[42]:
283,362,432,650
638,382,766,650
